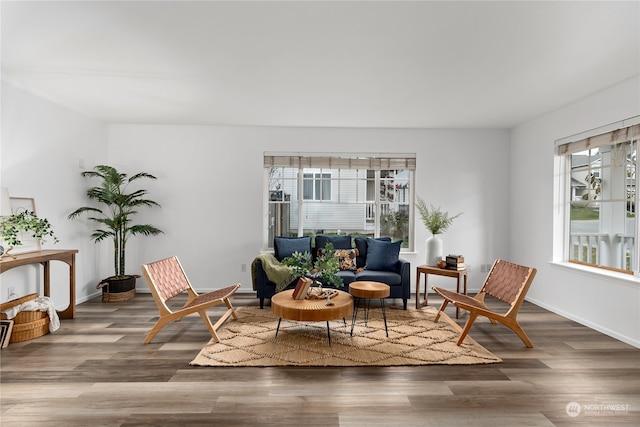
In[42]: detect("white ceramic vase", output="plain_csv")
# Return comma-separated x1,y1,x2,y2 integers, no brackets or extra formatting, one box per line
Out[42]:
425,235,443,266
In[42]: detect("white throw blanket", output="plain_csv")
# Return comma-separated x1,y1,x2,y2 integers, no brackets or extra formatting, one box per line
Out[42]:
1,296,60,333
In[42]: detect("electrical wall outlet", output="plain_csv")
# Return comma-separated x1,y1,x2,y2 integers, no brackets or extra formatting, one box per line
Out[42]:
480,264,487,273
241,263,247,272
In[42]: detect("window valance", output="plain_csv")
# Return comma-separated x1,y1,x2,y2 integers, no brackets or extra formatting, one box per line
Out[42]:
264,153,416,170
556,116,640,155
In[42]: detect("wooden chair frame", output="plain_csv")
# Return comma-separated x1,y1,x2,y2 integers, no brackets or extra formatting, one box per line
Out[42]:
141,256,240,344
432,259,537,348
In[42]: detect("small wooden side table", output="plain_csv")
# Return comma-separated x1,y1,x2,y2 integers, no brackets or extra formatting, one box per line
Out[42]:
349,281,390,337
415,265,467,318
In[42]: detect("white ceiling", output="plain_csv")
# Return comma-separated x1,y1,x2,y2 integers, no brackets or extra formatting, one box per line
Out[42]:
2,1,639,129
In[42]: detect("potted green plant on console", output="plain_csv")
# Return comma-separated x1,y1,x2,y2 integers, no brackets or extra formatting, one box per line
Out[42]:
68,165,164,301
0,210,59,260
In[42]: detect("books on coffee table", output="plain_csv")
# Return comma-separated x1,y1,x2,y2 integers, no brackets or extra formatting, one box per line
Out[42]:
292,277,313,300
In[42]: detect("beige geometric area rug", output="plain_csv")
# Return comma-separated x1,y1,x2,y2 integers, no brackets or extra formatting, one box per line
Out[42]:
190,306,501,367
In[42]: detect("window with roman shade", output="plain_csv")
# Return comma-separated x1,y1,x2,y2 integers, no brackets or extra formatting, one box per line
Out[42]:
556,116,640,273
264,153,416,251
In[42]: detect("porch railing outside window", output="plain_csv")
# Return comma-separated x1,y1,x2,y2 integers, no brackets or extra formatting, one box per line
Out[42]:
569,232,634,271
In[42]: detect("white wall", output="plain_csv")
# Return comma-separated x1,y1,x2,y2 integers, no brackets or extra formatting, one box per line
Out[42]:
1,82,109,309
2,82,511,310
510,75,640,347
107,125,511,295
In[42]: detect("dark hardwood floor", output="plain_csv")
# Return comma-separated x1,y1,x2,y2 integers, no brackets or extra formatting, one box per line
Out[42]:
1,291,638,426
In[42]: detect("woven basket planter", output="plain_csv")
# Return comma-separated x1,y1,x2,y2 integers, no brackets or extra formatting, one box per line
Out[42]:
97,275,138,303
102,288,136,302
0,293,50,343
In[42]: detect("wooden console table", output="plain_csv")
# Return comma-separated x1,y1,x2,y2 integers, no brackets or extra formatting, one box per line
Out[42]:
0,249,78,319
415,264,467,318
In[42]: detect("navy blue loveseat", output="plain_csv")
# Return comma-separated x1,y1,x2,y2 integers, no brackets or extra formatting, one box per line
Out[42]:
253,235,410,309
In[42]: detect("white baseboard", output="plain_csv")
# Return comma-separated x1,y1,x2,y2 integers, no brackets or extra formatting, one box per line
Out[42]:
525,296,640,349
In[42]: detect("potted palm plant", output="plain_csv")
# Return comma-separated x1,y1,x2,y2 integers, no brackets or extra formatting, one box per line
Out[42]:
68,165,163,301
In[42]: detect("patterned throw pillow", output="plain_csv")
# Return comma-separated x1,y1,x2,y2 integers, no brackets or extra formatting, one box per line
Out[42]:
335,248,359,271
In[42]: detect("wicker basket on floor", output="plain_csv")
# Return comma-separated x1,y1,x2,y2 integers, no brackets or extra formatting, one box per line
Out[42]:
102,288,135,302
0,293,50,343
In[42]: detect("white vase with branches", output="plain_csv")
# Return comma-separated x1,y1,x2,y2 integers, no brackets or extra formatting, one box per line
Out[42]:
416,197,462,266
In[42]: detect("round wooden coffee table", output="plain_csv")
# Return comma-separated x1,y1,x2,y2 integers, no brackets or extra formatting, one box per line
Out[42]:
271,289,353,345
349,281,390,337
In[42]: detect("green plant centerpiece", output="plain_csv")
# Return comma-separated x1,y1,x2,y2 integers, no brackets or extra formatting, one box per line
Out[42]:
282,241,344,298
0,210,59,260
68,165,163,300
